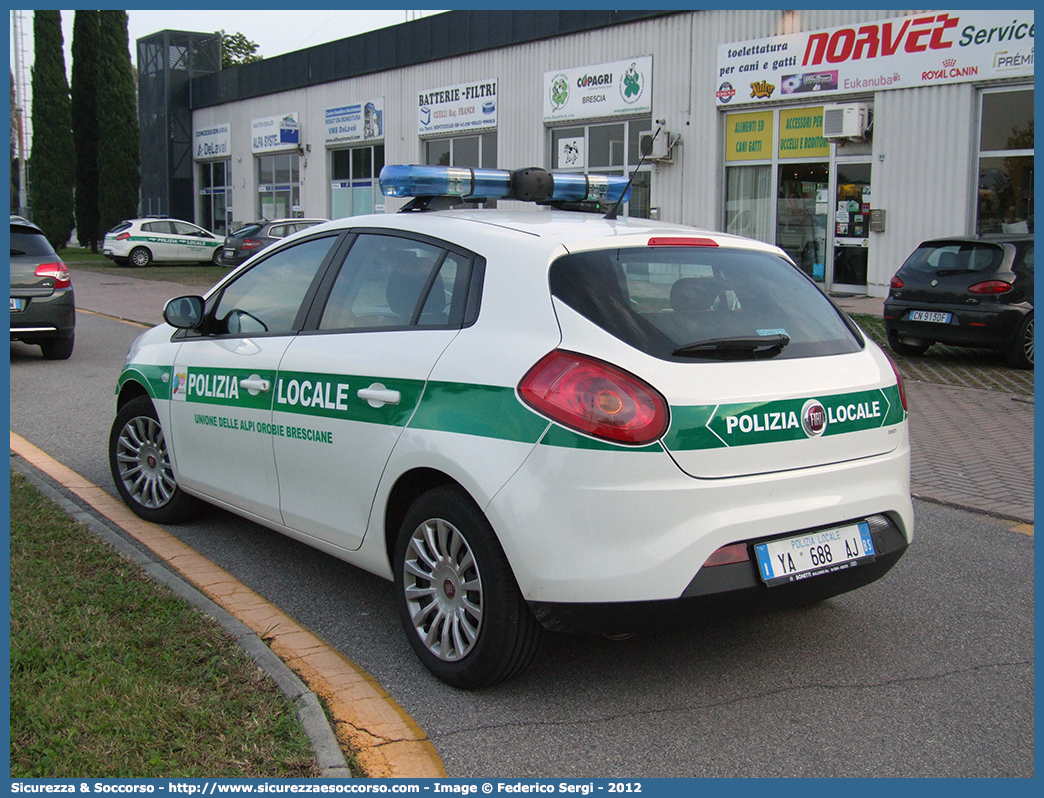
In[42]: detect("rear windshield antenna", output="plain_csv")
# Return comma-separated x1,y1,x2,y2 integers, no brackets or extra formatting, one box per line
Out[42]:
605,122,661,221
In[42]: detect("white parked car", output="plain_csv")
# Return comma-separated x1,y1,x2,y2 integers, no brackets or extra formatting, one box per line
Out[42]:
103,218,223,267
109,165,913,687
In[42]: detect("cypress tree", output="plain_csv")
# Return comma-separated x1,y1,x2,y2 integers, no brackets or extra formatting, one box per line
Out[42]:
71,10,101,251
28,10,75,251
97,10,140,234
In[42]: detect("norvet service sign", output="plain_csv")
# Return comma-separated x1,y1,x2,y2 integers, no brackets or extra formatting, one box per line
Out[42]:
715,10,1033,106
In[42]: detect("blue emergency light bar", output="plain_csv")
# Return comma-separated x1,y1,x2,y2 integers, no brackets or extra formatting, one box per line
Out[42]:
379,165,632,205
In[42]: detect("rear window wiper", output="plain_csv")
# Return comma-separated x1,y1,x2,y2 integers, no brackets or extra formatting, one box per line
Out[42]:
933,269,979,276
673,333,790,360
11,249,26,256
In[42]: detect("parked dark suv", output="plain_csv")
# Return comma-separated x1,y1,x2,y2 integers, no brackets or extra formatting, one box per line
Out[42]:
10,216,76,359
220,218,328,266
884,235,1033,368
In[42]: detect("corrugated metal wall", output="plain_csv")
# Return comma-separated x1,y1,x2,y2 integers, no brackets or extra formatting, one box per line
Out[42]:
192,9,1027,295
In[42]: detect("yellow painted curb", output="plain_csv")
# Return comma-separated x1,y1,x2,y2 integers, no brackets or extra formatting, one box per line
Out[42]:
10,431,446,779
1010,522,1033,537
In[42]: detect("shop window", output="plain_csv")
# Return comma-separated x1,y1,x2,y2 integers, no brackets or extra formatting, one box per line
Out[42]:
331,144,385,218
725,165,773,243
257,152,301,221
550,119,651,218
977,88,1033,234
424,133,497,168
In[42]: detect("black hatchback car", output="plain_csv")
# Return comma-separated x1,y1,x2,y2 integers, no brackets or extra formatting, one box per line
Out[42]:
10,217,76,359
884,235,1033,368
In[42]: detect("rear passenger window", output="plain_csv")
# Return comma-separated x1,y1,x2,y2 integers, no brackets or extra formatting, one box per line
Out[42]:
318,234,473,331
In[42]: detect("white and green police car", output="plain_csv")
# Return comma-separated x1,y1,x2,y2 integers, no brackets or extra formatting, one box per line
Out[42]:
109,165,913,688
103,218,224,267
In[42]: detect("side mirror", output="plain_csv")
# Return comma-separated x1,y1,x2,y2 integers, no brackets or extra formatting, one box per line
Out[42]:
163,295,205,329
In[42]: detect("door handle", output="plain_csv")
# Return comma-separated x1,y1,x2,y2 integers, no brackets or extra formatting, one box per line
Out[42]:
358,383,400,408
240,376,271,393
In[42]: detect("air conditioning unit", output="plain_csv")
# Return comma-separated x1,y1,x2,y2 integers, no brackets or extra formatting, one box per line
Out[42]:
822,103,869,140
639,129,671,160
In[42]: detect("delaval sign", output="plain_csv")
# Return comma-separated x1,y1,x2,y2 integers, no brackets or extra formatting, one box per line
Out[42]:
251,113,300,153
193,123,230,160
544,56,652,122
325,99,384,146
715,10,1033,106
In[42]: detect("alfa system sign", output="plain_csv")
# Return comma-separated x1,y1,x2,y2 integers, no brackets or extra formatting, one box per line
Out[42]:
715,10,1034,106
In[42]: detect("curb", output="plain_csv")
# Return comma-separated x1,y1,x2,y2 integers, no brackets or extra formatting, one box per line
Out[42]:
10,432,446,779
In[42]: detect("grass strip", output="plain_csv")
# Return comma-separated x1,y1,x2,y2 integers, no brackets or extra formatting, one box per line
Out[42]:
9,471,321,779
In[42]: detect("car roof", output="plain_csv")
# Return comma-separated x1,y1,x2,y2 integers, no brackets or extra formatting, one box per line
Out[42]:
919,234,1034,245
308,208,788,258
10,218,44,233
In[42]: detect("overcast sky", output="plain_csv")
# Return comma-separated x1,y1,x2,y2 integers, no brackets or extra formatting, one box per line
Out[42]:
11,10,445,90
10,9,445,149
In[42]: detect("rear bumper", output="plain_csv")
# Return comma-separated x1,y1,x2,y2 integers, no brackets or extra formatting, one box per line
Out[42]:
528,520,908,633
884,299,1029,349
10,289,76,341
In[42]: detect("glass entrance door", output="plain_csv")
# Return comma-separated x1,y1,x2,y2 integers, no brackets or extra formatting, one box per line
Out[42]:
832,162,871,291
776,163,828,282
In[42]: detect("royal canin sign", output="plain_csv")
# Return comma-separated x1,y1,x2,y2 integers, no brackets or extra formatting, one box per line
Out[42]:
716,10,1033,106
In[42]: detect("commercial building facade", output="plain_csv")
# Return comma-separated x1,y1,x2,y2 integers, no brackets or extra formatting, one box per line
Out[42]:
146,9,1033,297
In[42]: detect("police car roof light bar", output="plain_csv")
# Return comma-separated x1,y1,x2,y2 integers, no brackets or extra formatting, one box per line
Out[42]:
380,165,631,207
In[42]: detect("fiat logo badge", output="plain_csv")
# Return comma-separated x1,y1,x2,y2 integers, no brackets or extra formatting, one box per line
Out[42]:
801,400,827,438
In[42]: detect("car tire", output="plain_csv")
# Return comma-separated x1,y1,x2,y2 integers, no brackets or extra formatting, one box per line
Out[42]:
39,333,74,360
1005,312,1034,369
129,246,152,268
887,328,930,357
109,395,201,524
394,485,543,688
209,247,223,266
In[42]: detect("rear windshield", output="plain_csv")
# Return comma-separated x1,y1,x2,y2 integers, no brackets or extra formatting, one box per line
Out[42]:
107,221,132,234
231,224,264,239
549,246,862,362
901,242,1004,275
10,226,56,256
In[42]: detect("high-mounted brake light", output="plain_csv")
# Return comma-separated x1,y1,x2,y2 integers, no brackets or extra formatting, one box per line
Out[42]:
648,237,719,247
35,262,71,290
379,164,632,205
518,350,669,446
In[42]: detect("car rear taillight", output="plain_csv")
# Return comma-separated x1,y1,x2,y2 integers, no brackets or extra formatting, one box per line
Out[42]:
519,350,669,445
968,280,1013,295
241,238,263,250
648,237,719,247
889,275,904,289
883,351,908,412
35,262,71,290
115,232,130,241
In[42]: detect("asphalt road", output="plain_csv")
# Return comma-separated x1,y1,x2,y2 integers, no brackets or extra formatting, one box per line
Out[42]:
9,309,1035,778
